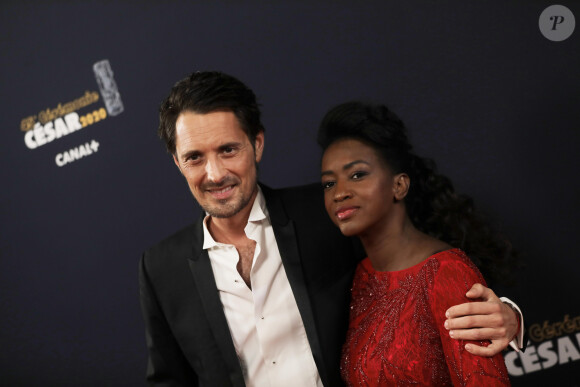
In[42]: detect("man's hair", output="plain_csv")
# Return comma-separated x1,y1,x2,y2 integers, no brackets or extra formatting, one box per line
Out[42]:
158,71,265,154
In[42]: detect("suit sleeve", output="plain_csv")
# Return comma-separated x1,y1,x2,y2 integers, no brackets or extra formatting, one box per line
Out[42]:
429,256,511,386
139,253,199,387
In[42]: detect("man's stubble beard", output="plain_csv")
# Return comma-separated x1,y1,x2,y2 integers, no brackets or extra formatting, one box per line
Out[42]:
203,189,255,218
199,176,258,219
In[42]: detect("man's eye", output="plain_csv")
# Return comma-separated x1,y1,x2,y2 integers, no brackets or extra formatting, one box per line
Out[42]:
223,147,236,155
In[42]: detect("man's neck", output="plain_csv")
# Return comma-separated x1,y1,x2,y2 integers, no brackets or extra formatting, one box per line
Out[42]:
208,189,258,244
207,188,259,289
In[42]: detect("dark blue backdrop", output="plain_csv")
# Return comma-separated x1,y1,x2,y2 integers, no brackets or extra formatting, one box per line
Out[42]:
1,1,579,385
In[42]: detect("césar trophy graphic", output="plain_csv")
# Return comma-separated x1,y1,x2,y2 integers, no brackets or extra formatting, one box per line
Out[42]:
93,59,124,116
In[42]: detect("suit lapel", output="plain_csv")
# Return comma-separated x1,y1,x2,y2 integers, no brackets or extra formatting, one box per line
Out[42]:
261,185,329,384
184,186,328,386
187,215,245,387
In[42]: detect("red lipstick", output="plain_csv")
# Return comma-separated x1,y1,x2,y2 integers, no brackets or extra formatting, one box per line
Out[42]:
336,206,358,220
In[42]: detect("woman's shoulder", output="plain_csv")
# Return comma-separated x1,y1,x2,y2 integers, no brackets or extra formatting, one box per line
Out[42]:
429,248,485,284
431,248,471,265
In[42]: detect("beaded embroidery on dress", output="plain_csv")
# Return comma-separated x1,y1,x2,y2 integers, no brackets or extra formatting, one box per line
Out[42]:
340,249,510,386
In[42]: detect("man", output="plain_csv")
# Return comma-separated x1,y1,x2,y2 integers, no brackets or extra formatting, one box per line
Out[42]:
139,71,523,386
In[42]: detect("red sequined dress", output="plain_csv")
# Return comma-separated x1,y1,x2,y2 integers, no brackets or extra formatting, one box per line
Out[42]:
341,249,510,386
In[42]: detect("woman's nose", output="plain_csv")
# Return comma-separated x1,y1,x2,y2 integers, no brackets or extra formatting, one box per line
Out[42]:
333,181,352,202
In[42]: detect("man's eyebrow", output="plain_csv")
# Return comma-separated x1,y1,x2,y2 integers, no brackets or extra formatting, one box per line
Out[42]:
180,150,201,160
179,141,244,160
218,141,242,151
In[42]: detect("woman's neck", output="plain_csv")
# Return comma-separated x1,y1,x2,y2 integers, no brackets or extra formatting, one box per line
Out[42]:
359,216,448,272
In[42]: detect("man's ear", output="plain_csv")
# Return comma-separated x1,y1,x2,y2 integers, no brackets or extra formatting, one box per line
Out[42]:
254,131,265,162
393,173,410,201
173,154,183,174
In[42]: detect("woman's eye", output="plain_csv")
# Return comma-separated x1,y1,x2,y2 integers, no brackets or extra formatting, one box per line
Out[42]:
352,171,368,180
322,181,335,190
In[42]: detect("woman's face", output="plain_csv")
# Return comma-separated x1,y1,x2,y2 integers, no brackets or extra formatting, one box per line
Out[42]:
321,138,401,237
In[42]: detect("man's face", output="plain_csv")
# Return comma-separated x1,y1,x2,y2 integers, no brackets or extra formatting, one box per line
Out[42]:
173,110,264,219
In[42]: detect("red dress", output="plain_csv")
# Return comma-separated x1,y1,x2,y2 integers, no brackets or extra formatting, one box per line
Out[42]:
341,249,510,386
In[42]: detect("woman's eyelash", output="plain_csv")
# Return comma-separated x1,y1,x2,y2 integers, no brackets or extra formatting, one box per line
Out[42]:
352,171,368,179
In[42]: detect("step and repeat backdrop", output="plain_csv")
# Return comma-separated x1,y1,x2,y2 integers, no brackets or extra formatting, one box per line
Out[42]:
1,1,578,385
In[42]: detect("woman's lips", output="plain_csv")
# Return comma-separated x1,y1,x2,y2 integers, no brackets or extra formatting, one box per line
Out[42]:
336,206,358,220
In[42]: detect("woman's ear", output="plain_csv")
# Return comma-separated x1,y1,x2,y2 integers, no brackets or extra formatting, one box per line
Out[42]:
393,173,410,201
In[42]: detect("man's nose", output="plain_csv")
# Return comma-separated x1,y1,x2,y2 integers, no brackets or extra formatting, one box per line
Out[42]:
205,156,227,183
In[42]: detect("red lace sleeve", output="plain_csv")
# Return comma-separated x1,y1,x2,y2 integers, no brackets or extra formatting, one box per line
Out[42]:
429,251,511,386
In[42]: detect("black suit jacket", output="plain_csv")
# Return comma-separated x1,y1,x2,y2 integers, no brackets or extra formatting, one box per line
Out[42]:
139,183,363,386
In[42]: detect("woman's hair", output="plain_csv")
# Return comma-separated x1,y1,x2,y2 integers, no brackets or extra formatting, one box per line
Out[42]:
317,101,519,286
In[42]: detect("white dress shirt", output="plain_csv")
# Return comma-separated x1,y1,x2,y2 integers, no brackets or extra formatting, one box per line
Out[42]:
500,297,526,352
203,188,323,387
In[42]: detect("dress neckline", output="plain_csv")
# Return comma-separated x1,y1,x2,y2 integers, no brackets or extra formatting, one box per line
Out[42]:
361,248,463,276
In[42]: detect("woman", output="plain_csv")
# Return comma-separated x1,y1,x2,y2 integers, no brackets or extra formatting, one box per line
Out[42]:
318,102,513,386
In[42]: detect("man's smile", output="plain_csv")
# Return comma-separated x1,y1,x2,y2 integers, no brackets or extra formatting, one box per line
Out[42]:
206,184,237,200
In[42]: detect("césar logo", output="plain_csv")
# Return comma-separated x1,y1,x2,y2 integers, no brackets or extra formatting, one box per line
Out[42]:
505,314,580,376
18,59,124,167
